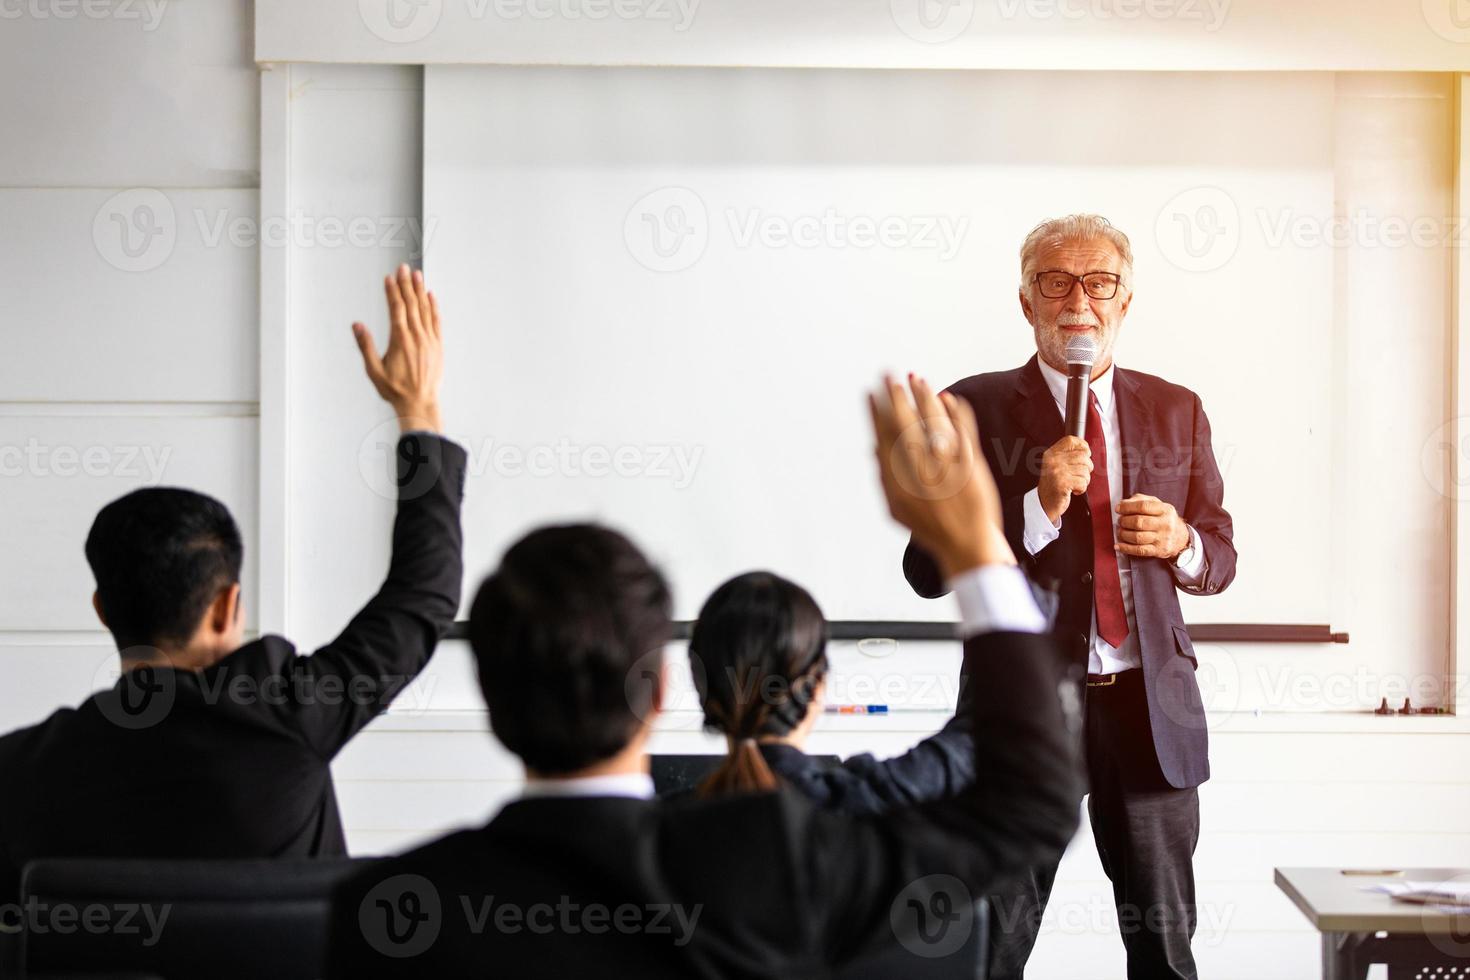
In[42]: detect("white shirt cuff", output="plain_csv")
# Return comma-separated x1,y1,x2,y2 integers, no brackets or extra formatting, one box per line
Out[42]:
948,565,1047,637
1171,524,1208,585
1021,487,1062,556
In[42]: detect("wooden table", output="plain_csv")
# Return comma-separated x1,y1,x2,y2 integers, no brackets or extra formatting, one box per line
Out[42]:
1275,867,1470,979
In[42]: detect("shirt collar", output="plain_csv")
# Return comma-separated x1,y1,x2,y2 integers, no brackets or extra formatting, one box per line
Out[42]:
1036,354,1116,417
520,771,656,801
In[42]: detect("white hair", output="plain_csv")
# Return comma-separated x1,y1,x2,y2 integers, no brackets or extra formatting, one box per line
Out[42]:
1019,214,1134,291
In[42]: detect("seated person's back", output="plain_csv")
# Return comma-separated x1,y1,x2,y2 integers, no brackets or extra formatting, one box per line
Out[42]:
0,266,464,904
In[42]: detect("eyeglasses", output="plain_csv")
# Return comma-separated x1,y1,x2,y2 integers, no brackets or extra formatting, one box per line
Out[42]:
1032,270,1122,301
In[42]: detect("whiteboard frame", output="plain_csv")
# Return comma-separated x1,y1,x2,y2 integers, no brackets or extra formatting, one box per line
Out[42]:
258,64,293,636
254,59,1470,711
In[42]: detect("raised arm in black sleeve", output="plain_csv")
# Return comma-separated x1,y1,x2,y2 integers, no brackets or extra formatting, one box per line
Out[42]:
769,639,988,815
811,627,1084,966
203,431,467,758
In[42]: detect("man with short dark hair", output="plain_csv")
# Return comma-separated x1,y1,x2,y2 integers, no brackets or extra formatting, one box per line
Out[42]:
327,376,1086,979
0,265,464,906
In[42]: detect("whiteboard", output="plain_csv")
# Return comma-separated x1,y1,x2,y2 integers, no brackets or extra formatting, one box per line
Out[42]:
423,66,1336,621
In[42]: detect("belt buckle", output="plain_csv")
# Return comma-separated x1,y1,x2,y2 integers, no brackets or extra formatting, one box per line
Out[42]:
1087,673,1118,688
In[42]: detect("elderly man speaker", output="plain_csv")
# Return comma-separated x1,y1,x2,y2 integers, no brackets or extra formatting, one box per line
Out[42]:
904,214,1236,980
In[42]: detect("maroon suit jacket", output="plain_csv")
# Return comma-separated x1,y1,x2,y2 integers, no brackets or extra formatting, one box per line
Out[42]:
904,355,1236,789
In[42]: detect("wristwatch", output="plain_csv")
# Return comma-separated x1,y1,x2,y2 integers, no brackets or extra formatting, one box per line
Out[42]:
1172,527,1197,568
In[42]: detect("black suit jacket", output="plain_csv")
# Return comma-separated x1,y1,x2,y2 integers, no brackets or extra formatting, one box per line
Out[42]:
0,434,467,906
903,357,1235,789
758,642,983,817
327,630,1084,979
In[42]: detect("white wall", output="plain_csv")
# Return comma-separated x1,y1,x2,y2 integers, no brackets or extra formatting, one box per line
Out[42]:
255,0,1470,72
0,0,260,729
419,65,1346,626
3,12,1470,979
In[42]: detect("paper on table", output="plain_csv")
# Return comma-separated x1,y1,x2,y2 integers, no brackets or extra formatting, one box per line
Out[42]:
1365,881,1470,909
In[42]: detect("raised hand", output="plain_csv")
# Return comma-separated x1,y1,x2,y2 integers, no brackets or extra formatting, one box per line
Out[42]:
869,374,1016,579
352,264,444,434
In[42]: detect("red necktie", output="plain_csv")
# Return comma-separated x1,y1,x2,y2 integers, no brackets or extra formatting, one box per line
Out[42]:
1085,391,1129,649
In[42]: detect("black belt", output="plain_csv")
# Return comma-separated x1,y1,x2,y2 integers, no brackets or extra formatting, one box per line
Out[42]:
1085,669,1139,688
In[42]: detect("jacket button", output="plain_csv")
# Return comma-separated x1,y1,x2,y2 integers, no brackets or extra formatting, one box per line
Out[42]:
1081,571,1093,585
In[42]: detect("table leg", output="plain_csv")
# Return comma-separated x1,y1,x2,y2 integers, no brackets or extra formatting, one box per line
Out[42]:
1321,932,1369,980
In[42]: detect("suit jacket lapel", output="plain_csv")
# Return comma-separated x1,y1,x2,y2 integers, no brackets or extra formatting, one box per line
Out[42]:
1009,354,1064,450
1113,367,1153,499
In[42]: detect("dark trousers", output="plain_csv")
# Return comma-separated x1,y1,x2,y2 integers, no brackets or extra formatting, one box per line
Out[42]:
989,669,1200,980
1087,669,1201,979
985,863,1058,980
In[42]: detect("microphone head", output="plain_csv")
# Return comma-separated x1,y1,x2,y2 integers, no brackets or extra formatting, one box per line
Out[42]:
1064,334,1097,367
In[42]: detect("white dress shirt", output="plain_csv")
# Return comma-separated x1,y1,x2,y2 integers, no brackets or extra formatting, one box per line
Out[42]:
521,772,656,800
1021,359,1207,675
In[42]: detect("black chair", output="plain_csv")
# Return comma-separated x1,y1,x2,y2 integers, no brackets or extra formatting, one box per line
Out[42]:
17,854,985,980
838,898,989,980
17,857,380,980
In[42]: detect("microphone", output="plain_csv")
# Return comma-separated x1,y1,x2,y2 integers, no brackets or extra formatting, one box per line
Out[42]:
1062,334,1097,439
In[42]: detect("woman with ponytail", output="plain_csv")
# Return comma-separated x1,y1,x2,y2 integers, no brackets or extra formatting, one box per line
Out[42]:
690,571,829,797
691,569,981,811
688,569,1053,980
